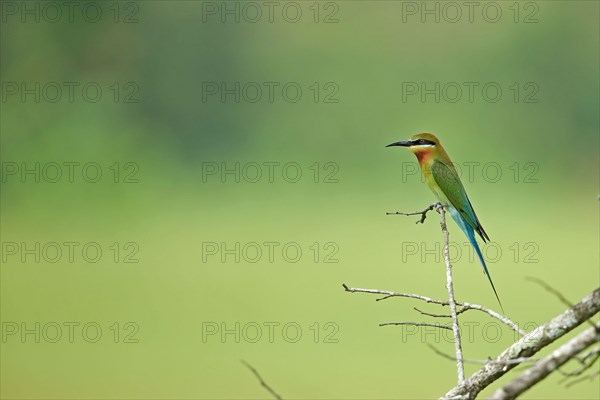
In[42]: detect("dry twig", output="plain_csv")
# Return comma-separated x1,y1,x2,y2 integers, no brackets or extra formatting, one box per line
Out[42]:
242,360,283,400
342,284,525,336
386,202,440,224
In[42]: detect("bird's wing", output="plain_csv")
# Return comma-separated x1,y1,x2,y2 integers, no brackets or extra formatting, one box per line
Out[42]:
431,160,490,242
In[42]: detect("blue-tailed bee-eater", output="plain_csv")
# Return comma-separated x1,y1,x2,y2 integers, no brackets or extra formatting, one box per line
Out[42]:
387,133,502,310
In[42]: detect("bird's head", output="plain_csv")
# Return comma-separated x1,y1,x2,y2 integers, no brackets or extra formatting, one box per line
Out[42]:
386,133,442,162
386,133,440,158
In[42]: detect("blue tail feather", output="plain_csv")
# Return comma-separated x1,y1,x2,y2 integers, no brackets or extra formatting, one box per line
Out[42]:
448,207,503,312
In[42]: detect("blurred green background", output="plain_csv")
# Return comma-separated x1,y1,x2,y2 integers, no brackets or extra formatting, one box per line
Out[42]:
1,1,599,399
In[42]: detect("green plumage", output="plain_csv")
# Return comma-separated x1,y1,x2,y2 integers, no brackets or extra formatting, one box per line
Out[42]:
430,161,489,242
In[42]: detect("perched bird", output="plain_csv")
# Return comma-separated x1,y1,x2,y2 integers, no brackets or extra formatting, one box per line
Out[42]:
386,133,502,310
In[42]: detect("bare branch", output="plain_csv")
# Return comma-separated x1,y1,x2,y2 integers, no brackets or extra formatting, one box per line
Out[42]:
413,306,467,318
342,284,525,336
490,323,600,399
428,344,539,366
457,303,526,337
380,321,452,330
436,204,465,383
384,203,467,382
386,202,441,224
342,284,448,305
242,360,283,400
442,288,600,399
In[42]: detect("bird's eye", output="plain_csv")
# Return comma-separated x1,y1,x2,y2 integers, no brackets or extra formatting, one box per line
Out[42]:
418,139,425,144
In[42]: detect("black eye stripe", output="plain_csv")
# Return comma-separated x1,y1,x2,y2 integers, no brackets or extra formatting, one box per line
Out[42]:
411,139,436,146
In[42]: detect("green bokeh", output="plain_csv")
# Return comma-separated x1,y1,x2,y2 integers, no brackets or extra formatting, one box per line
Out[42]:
1,1,599,399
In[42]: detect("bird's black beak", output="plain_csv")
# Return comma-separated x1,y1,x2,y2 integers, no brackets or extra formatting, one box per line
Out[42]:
386,140,412,148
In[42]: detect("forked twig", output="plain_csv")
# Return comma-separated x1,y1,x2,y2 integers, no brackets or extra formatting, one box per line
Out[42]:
386,202,441,224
